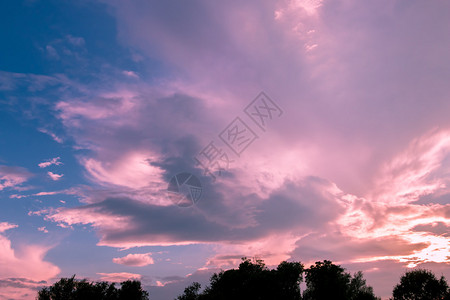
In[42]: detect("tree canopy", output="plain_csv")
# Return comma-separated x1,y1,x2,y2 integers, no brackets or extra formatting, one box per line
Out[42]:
37,276,149,300
36,260,450,300
302,260,379,300
392,269,449,300
176,258,303,300
176,258,378,300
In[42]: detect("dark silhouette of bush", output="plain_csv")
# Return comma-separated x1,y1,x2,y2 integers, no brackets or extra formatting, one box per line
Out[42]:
37,275,149,300
392,269,449,300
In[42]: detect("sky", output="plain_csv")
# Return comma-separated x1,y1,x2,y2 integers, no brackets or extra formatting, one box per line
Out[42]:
1,0,450,299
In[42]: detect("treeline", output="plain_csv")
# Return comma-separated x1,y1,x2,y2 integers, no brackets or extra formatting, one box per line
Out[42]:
177,258,378,300
37,258,450,300
177,258,450,300
37,276,149,300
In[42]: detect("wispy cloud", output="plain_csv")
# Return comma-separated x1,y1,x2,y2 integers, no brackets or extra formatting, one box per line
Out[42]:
122,70,139,78
0,222,18,233
66,35,85,47
0,166,32,191
45,45,59,60
38,157,62,168
97,272,142,282
38,129,63,143
37,226,48,233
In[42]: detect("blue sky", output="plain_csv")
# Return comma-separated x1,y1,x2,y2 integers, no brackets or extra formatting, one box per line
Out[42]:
2,1,450,299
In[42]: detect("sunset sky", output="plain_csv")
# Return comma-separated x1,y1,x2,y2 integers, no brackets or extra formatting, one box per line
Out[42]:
1,0,450,299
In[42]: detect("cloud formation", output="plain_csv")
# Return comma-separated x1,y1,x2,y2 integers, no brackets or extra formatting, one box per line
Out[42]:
0,165,32,191
47,172,63,181
113,253,154,267
5,0,450,298
0,223,59,299
38,157,62,168
97,272,142,283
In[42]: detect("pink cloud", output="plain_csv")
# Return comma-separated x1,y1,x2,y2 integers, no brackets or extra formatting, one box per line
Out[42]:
38,157,62,168
38,128,63,143
43,177,344,250
0,165,32,191
9,194,27,199
205,232,301,269
122,70,139,78
55,90,138,123
35,191,60,196
97,272,142,282
370,129,450,204
0,278,48,300
0,224,59,299
10,188,80,199
0,222,18,233
0,236,60,280
37,227,48,233
82,152,165,191
23,1,450,298
113,252,154,267
47,172,63,181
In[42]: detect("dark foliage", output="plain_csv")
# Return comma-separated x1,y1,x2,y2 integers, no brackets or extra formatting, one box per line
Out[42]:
303,260,379,300
37,275,149,300
176,258,304,300
176,282,201,300
176,258,378,300
392,269,449,300
37,260,450,300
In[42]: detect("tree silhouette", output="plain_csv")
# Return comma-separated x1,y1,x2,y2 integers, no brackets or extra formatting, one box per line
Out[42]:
176,282,201,300
349,271,380,300
392,269,449,300
118,280,149,300
176,258,304,300
202,257,277,300
37,276,149,300
274,260,304,299
176,258,380,300
303,260,379,300
303,260,351,300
